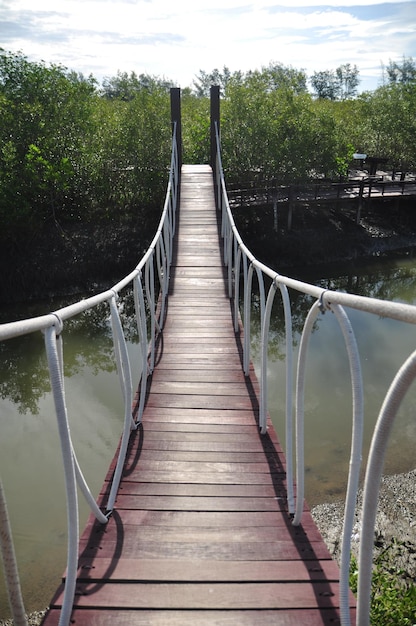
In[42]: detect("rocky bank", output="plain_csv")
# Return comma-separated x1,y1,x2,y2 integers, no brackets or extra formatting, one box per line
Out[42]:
312,469,416,581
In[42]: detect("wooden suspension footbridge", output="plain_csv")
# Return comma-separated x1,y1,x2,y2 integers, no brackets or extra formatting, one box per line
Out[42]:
40,164,356,625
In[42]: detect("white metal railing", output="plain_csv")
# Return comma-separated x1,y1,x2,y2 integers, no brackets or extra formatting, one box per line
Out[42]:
213,122,416,626
0,125,179,626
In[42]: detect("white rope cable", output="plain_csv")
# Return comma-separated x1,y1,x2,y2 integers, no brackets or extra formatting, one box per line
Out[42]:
357,348,416,626
106,295,136,513
0,479,28,626
227,228,234,298
43,324,78,626
55,331,108,524
293,300,321,526
233,247,243,333
274,278,295,516
260,281,277,434
243,263,254,376
145,254,158,373
330,303,364,626
133,273,149,424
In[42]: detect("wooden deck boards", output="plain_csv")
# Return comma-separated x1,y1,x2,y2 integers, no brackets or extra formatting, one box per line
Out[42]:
40,164,355,625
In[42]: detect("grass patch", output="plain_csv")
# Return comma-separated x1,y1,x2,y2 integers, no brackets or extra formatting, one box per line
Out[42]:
349,539,416,625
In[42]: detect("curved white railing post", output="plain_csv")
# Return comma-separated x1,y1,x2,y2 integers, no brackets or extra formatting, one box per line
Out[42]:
133,272,149,424
262,277,295,515
357,349,416,626
331,303,364,626
43,324,79,626
233,247,243,333
260,280,278,434
106,294,137,513
293,300,321,526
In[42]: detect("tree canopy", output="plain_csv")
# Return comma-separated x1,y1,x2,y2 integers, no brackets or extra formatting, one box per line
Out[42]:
1,48,416,246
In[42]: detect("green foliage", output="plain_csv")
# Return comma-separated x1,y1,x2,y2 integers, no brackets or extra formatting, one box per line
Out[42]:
1,47,416,251
221,77,340,183
181,92,211,163
349,540,416,625
386,56,416,85
192,66,242,97
358,83,416,170
311,64,360,100
0,48,97,234
101,70,175,100
0,49,172,243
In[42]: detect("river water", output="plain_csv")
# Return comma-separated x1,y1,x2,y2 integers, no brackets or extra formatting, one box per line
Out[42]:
1,254,416,618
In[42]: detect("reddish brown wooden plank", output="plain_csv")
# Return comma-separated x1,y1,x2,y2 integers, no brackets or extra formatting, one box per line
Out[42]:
144,395,255,410
138,429,270,443
40,164,355,626
78,523,325,549
74,557,341,583
42,608,356,626
85,510,303,529
50,581,345,610
149,382,259,397
139,407,258,423
138,422,262,434
120,459,281,475
118,449,277,462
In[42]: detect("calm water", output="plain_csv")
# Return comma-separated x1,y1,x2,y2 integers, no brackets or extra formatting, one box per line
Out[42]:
249,255,416,506
1,256,416,617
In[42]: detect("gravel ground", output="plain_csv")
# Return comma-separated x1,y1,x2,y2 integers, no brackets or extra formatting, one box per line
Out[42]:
0,609,47,626
311,469,416,579
2,471,414,626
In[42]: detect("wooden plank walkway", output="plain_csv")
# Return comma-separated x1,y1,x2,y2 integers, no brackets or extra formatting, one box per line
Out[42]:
41,165,356,625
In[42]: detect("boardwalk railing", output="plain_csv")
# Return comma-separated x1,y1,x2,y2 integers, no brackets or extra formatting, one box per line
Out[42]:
0,123,179,626
213,119,416,626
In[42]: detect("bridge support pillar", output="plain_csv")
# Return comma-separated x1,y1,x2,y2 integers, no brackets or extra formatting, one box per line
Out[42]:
210,85,220,170
170,87,182,173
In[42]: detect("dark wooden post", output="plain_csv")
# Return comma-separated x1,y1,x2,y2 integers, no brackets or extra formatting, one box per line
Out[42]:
210,85,220,170
170,88,182,173
356,179,364,223
210,85,220,208
287,186,293,231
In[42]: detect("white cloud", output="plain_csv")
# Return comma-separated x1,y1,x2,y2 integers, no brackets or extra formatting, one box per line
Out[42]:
1,0,415,90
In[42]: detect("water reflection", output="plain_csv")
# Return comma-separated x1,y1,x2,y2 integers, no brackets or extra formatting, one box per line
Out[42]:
1,258,416,617
0,293,139,415
0,290,141,618
249,255,416,507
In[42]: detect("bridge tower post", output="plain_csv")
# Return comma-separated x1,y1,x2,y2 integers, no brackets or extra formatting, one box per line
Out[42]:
210,85,220,207
210,85,220,170
170,87,182,175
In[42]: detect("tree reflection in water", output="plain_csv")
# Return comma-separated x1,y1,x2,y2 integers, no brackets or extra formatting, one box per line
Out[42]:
0,289,139,415
244,254,416,504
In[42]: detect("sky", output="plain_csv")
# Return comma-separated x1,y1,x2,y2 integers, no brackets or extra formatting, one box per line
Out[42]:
1,0,415,92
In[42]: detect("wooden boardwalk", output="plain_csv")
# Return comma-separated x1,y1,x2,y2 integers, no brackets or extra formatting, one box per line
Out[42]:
41,165,356,625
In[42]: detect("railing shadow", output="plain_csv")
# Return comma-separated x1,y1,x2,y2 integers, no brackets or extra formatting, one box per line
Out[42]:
231,301,354,624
